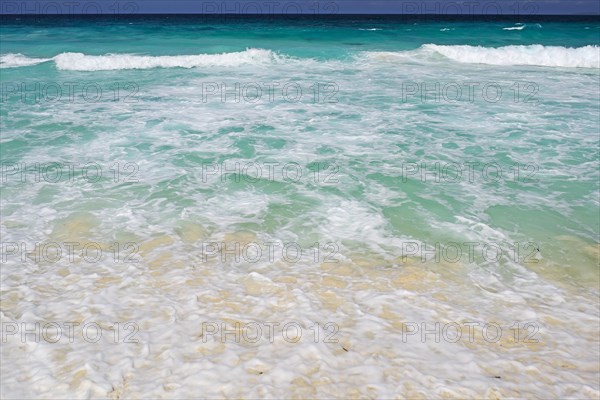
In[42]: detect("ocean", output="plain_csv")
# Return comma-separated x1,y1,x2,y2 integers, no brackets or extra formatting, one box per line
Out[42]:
1,15,599,398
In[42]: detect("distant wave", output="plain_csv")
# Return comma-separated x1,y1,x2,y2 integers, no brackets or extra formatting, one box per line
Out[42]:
503,23,543,30
503,24,526,31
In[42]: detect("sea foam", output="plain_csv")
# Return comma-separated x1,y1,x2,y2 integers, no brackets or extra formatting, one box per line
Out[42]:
2,45,598,71
422,44,599,68
0,53,52,68
53,48,282,70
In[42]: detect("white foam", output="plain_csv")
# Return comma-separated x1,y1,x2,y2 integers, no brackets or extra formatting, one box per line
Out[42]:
422,44,600,68
503,24,526,31
0,53,51,68
2,41,599,397
53,48,284,71
4,45,599,71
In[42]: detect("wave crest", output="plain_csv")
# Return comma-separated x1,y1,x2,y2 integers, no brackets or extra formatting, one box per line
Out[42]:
503,25,526,31
53,48,282,71
0,53,51,68
422,44,599,68
2,44,598,71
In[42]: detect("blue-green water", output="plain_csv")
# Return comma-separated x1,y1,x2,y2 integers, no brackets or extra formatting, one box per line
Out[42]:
0,16,599,398
1,16,600,56
2,17,598,273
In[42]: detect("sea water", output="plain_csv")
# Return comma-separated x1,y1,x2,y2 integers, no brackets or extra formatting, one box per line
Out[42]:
1,15,599,398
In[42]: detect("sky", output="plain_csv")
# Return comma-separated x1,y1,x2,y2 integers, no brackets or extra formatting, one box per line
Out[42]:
0,1,599,15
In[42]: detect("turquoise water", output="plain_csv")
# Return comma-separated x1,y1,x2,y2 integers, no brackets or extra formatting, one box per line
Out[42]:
1,16,599,398
1,16,599,56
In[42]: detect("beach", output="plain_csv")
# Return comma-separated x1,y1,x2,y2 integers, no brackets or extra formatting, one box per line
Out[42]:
1,15,599,398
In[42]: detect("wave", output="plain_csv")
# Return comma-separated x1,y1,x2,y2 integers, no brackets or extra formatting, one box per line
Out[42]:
2,45,598,71
53,48,283,71
503,24,526,31
360,44,599,68
422,44,599,68
1,49,283,71
0,53,52,68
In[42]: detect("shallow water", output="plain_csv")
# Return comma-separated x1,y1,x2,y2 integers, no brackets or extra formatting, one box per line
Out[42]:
1,16,599,399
